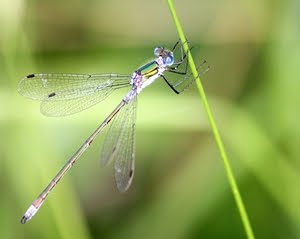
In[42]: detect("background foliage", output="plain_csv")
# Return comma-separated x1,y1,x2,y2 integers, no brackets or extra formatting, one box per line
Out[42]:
0,0,299,238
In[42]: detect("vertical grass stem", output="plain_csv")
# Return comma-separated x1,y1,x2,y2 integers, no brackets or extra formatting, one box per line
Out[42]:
167,1,255,238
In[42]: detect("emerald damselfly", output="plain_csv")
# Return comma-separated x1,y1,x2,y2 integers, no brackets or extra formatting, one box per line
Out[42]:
18,41,209,224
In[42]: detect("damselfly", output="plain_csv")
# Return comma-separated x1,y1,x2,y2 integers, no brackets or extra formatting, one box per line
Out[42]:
18,41,209,224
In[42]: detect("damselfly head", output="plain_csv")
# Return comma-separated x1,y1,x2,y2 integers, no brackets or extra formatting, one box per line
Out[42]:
154,47,174,66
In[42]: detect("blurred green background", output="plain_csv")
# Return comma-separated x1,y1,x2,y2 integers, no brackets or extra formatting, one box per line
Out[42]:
1,0,300,238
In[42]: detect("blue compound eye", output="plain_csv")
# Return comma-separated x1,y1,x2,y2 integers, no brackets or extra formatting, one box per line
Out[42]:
154,47,163,56
165,55,174,65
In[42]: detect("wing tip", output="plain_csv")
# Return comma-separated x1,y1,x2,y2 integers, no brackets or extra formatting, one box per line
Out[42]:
17,73,40,99
115,168,135,193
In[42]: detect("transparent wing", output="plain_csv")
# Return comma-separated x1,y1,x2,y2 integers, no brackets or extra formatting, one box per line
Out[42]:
18,73,131,100
100,103,128,167
100,96,137,192
18,73,131,116
40,92,113,116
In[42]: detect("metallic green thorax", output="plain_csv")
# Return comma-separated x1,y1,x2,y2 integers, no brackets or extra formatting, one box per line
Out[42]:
136,61,159,78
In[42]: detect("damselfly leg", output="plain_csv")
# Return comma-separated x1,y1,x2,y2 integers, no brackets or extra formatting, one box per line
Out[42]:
162,40,210,94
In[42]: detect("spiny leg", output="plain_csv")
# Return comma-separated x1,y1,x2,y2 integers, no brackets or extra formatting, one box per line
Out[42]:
161,40,192,93
171,39,193,67
163,41,210,94
160,75,180,94
168,40,195,77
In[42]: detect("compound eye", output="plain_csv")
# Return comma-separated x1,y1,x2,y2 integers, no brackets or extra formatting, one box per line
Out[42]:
154,47,163,56
165,55,174,65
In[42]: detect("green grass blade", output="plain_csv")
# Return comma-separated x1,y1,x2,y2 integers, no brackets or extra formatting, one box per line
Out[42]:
166,1,255,238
